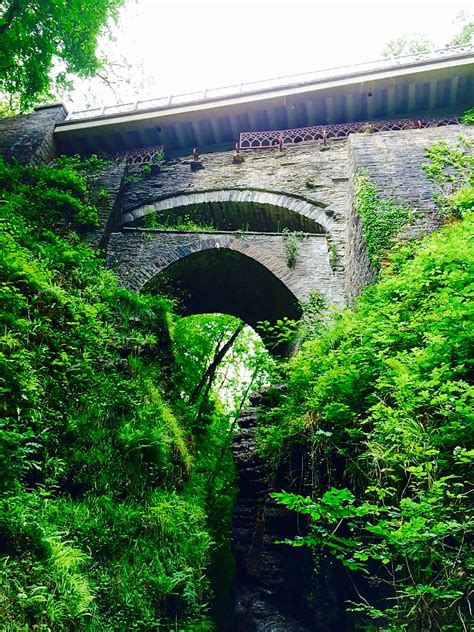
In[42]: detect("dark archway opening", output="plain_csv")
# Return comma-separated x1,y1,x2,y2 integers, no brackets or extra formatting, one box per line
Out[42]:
127,200,325,233
144,248,302,352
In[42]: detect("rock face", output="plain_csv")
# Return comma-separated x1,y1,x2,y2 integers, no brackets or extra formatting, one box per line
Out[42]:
231,394,315,631
231,391,359,632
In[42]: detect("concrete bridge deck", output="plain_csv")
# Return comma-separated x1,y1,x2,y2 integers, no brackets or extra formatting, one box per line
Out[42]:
54,45,474,157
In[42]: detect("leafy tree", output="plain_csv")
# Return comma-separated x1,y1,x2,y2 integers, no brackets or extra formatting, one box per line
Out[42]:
450,11,474,46
0,0,125,110
381,33,434,57
381,13,473,60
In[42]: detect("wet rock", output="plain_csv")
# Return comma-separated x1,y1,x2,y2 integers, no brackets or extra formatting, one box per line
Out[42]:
231,404,314,631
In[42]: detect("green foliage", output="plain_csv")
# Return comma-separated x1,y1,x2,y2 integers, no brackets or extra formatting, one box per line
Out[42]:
460,107,474,125
170,314,274,550
329,242,338,270
298,289,327,344
256,317,299,351
172,314,271,417
262,209,474,630
0,156,102,230
0,0,125,110
449,13,474,46
0,157,225,629
422,135,474,219
381,33,434,57
354,169,414,270
141,212,216,232
0,156,277,627
380,14,473,63
282,228,307,268
272,488,377,571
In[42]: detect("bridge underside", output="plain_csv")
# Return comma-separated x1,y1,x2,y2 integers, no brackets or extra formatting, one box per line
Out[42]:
55,48,474,157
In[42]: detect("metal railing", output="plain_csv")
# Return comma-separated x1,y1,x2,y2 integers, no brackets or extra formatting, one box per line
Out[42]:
65,44,474,122
101,116,460,163
238,116,460,150
113,145,164,166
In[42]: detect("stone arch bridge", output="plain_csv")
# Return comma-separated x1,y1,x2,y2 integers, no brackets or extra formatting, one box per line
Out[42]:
1,103,473,330
107,184,344,329
107,228,337,329
101,124,474,331
105,146,351,329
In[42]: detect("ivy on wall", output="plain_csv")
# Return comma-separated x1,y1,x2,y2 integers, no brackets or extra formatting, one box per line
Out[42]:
354,169,414,271
422,135,474,219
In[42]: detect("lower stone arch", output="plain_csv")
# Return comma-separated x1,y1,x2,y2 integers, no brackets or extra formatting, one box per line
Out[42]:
139,235,305,301
141,243,303,343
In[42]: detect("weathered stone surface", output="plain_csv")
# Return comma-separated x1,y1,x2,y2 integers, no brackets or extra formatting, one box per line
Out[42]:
106,229,344,308
83,163,127,249
345,124,474,303
2,109,471,304
113,124,474,305
231,402,314,631
232,391,367,631
0,105,66,165
119,143,350,258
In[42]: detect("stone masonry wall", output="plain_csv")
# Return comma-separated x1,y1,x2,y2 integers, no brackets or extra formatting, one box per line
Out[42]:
345,124,474,303
84,163,127,249
1,108,471,302
120,143,350,259
0,104,66,165
118,124,473,305
106,228,343,305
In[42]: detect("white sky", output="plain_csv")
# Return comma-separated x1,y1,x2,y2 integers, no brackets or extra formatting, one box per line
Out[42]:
66,0,472,111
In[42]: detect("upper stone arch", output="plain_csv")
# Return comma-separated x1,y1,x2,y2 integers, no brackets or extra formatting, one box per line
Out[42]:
121,189,338,237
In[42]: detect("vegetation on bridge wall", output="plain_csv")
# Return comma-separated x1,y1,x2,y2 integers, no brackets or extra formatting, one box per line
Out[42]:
353,169,414,271
259,139,474,631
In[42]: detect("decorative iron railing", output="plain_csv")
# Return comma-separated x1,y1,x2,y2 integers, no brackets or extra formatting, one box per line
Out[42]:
114,145,164,166
238,116,460,150
65,44,474,121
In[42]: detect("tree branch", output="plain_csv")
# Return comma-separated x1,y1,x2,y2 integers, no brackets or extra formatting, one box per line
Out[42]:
188,323,245,406
0,0,22,36
205,361,262,495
